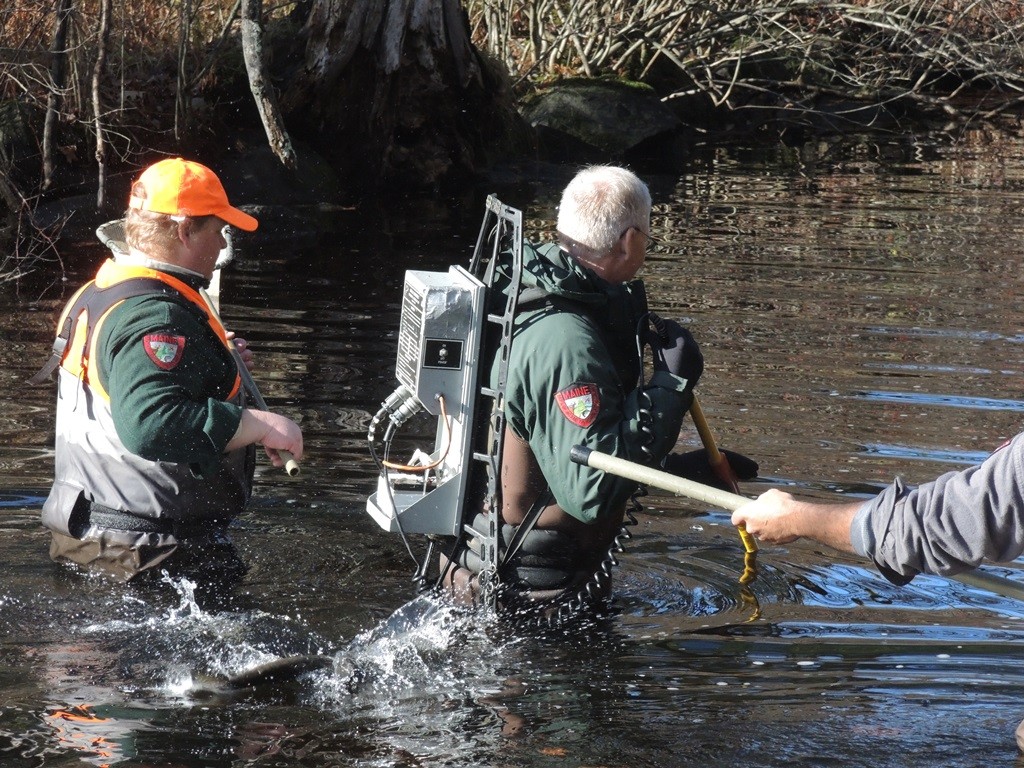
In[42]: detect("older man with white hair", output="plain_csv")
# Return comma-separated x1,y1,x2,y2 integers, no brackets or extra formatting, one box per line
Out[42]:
445,165,738,620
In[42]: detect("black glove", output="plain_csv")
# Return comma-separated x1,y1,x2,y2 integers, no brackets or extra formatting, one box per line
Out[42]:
662,449,759,490
649,318,703,388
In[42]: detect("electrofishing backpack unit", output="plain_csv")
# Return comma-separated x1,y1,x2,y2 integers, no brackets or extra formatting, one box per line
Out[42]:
365,195,524,606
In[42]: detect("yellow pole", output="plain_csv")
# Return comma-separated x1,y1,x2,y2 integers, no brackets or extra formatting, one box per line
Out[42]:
688,396,757,554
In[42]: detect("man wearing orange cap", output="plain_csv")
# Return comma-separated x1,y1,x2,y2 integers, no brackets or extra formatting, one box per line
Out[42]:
36,157,304,581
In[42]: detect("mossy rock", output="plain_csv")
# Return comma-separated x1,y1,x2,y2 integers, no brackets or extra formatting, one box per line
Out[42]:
522,79,682,157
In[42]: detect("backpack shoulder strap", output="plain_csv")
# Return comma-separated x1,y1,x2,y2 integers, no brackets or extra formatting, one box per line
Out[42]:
28,277,172,385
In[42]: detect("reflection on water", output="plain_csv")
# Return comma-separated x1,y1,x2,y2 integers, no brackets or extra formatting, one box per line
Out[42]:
3,129,1024,766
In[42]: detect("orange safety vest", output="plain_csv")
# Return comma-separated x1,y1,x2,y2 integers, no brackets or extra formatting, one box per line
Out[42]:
35,259,240,401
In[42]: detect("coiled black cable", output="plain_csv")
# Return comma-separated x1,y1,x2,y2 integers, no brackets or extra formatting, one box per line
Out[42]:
535,491,643,630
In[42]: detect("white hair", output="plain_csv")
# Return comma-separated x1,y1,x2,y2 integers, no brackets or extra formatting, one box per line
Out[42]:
556,165,652,255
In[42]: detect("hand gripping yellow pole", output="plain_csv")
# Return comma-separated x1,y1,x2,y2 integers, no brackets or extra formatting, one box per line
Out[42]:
230,346,301,477
570,445,1024,605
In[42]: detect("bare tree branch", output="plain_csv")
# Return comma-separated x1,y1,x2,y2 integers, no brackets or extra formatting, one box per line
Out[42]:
42,0,74,191
241,0,296,169
92,0,111,209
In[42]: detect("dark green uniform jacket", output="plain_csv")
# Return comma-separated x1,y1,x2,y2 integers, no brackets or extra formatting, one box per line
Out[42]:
491,242,693,526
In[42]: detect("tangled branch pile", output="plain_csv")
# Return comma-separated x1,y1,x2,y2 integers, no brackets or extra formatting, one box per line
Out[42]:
468,0,1024,123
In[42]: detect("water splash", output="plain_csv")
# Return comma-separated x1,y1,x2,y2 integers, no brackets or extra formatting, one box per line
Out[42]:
72,572,329,699
317,593,495,705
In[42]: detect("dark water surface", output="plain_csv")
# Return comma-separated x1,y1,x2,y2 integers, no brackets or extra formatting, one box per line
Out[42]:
4,130,1024,767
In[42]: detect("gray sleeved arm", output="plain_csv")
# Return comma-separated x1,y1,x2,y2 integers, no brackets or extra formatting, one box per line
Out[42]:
850,433,1024,584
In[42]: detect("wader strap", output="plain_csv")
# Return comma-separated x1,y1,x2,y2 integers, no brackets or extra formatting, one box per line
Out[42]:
28,277,173,385
27,310,75,385
499,487,554,569
73,496,226,537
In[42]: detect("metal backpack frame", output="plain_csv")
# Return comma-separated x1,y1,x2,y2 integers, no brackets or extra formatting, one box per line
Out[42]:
459,195,524,608
364,195,524,612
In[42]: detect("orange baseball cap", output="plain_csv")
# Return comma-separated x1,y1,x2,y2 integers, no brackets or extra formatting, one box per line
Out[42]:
128,157,258,231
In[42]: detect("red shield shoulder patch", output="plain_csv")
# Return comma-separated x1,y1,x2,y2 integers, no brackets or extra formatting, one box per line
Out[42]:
554,382,600,428
143,334,186,370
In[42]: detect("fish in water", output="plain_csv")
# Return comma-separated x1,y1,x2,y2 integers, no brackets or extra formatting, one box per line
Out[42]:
190,654,363,697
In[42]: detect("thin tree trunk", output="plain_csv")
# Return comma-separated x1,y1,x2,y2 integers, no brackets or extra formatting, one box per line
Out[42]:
189,0,244,89
42,0,74,191
92,0,112,210
241,0,296,169
175,0,191,141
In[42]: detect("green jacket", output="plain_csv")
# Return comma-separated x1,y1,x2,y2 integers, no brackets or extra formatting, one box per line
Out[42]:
491,242,693,524
98,288,244,474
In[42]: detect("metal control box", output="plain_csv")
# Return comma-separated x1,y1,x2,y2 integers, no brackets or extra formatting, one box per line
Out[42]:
366,265,487,535
395,268,480,417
